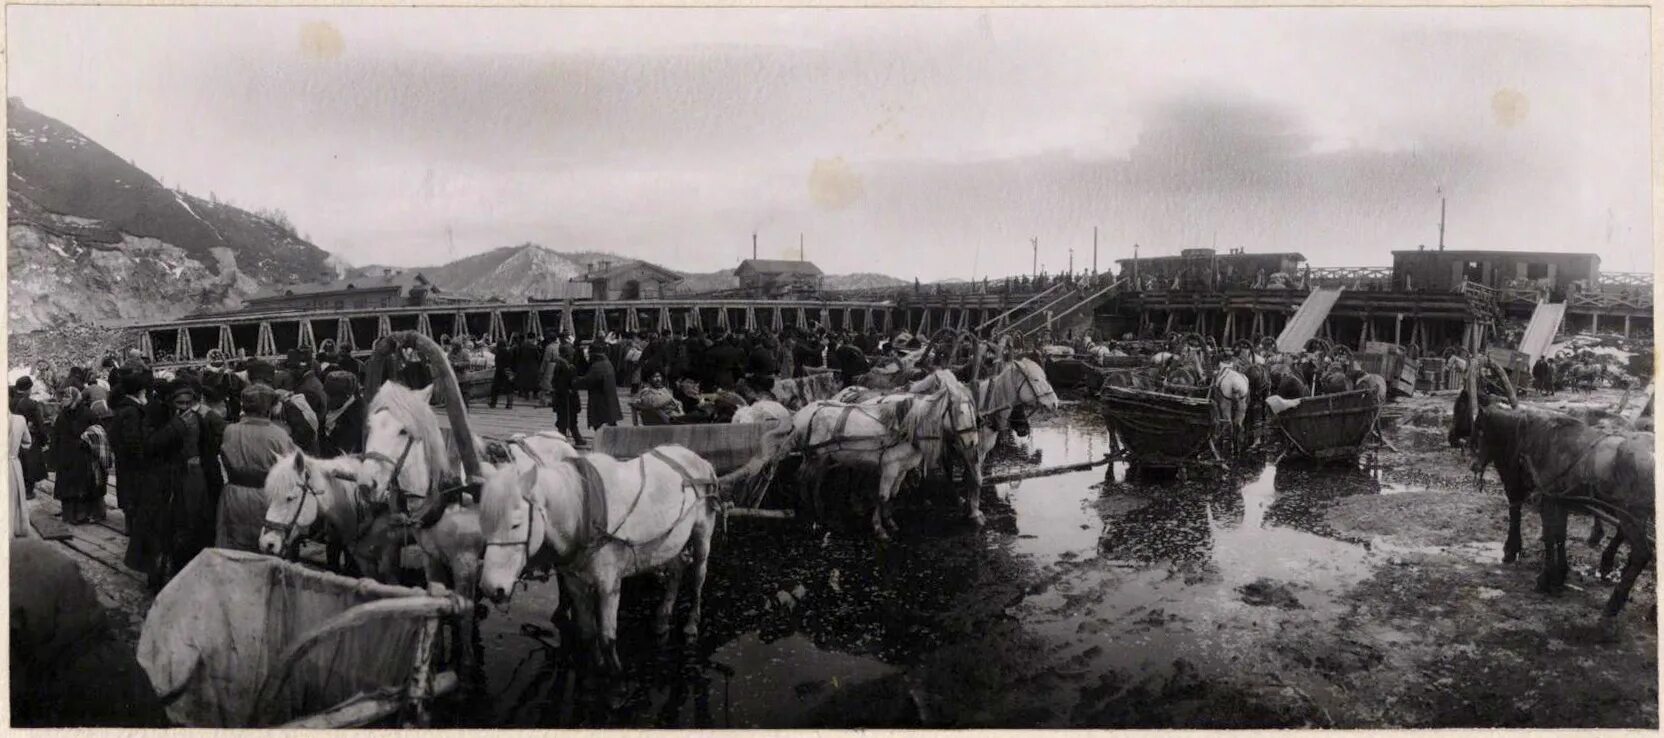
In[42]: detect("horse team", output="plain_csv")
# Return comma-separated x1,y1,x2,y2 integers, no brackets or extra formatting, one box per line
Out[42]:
254,332,1061,672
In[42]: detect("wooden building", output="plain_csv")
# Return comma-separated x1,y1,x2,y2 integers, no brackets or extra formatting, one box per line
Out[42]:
1116,249,1305,291
735,259,824,297
572,260,684,300
240,271,447,313
1390,249,1601,297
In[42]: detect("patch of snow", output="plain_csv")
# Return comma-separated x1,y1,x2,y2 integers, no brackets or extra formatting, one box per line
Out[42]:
173,191,227,242
46,242,70,260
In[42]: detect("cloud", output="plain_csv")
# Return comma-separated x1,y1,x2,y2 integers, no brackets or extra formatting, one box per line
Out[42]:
7,6,1650,277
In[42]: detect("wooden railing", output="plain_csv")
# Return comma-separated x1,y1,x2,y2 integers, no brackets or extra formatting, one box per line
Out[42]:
1305,266,1393,288
1569,291,1652,311
1600,271,1653,289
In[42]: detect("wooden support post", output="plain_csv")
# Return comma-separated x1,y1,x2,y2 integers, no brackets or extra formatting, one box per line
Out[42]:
376,316,392,341
337,317,355,351
1624,314,1631,337
489,311,508,342
1592,311,1601,334
258,321,278,357
219,324,237,356
1394,313,1402,346
561,307,577,337
176,327,195,362
416,313,433,339
297,320,316,353
139,331,156,361
524,310,543,339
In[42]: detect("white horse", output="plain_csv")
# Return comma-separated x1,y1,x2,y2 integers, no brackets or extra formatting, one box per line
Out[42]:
260,448,490,665
776,376,979,540
477,445,720,672
968,358,1061,468
258,451,397,579
350,383,578,596
823,370,985,525
1211,362,1251,456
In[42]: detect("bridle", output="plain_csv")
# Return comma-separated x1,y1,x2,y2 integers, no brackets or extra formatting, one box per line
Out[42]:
482,490,549,605
261,466,354,542
362,434,418,507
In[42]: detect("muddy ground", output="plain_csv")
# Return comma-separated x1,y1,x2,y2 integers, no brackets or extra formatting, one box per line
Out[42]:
63,387,1659,728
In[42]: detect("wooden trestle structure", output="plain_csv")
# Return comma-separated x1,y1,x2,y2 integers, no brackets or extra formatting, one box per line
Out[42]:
124,269,1653,367
128,298,1034,367
1103,279,1654,352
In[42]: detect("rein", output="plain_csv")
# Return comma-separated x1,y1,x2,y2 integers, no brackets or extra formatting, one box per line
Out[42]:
362,435,418,511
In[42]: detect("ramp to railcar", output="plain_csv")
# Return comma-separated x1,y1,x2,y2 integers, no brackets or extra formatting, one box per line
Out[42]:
1275,287,1344,353
1517,301,1567,365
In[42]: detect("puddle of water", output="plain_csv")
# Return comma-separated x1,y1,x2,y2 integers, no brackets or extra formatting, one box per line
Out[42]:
442,410,1415,728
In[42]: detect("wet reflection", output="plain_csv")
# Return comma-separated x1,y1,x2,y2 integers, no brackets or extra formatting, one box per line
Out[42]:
441,412,1408,729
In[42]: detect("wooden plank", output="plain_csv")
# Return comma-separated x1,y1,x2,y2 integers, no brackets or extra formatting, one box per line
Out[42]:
29,510,73,540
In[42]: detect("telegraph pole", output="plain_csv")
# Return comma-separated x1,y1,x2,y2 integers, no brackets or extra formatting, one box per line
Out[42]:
1068,248,1074,276
752,232,758,260
1092,226,1099,274
800,233,805,261
1434,187,1447,252
1031,237,1039,280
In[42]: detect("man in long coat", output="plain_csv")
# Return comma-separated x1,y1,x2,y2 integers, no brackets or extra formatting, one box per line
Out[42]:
489,337,517,409
542,343,585,445
574,342,623,431
110,371,156,571
141,379,214,590
217,384,296,553
515,334,544,401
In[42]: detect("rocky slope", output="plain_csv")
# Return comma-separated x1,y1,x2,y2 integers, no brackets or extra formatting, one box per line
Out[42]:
7,98,338,332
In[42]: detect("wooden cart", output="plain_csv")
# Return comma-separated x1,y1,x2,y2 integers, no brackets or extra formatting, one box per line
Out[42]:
1101,385,1220,476
137,549,468,729
1269,388,1381,461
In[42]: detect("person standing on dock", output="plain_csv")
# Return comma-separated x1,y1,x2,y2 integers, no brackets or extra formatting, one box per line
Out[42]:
575,341,623,432
216,384,295,554
10,377,48,500
11,405,35,538
138,380,212,589
542,342,585,446
50,386,102,525
488,336,517,409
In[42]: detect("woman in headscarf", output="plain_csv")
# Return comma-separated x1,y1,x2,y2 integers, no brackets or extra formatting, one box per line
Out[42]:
50,386,102,524
217,384,296,553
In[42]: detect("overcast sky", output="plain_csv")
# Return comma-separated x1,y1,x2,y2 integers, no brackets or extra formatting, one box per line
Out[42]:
8,6,1651,279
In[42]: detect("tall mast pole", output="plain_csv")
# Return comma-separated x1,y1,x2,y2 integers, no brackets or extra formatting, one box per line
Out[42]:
752,232,758,260
1031,237,1038,280
1438,192,1446,251
1093,226,1098,274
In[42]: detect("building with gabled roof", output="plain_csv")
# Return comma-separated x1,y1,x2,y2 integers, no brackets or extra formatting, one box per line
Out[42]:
571,259,684,300
735,258,823,297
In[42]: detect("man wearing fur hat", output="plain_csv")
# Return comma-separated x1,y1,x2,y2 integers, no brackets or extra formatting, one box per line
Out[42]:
320,371,366,458
137,378,213,590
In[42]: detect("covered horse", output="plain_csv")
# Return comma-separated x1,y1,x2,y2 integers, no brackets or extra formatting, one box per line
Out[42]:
477,444,721,672
770,376,979,540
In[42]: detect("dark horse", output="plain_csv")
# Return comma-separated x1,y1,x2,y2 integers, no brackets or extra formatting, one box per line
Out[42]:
1531,356,1557,397
1470,386,1654,636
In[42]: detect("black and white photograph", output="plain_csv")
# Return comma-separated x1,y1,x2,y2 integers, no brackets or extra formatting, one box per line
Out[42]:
5,4,1656,729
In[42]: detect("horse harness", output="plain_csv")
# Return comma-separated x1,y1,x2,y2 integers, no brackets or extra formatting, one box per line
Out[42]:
798,398,926,454
487,449,716,573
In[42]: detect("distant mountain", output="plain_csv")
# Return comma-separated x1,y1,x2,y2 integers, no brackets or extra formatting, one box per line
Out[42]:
365,243,910,300
7,98,340,333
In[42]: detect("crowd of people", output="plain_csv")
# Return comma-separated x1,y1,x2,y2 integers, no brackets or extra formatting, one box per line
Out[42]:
6,323,931,590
